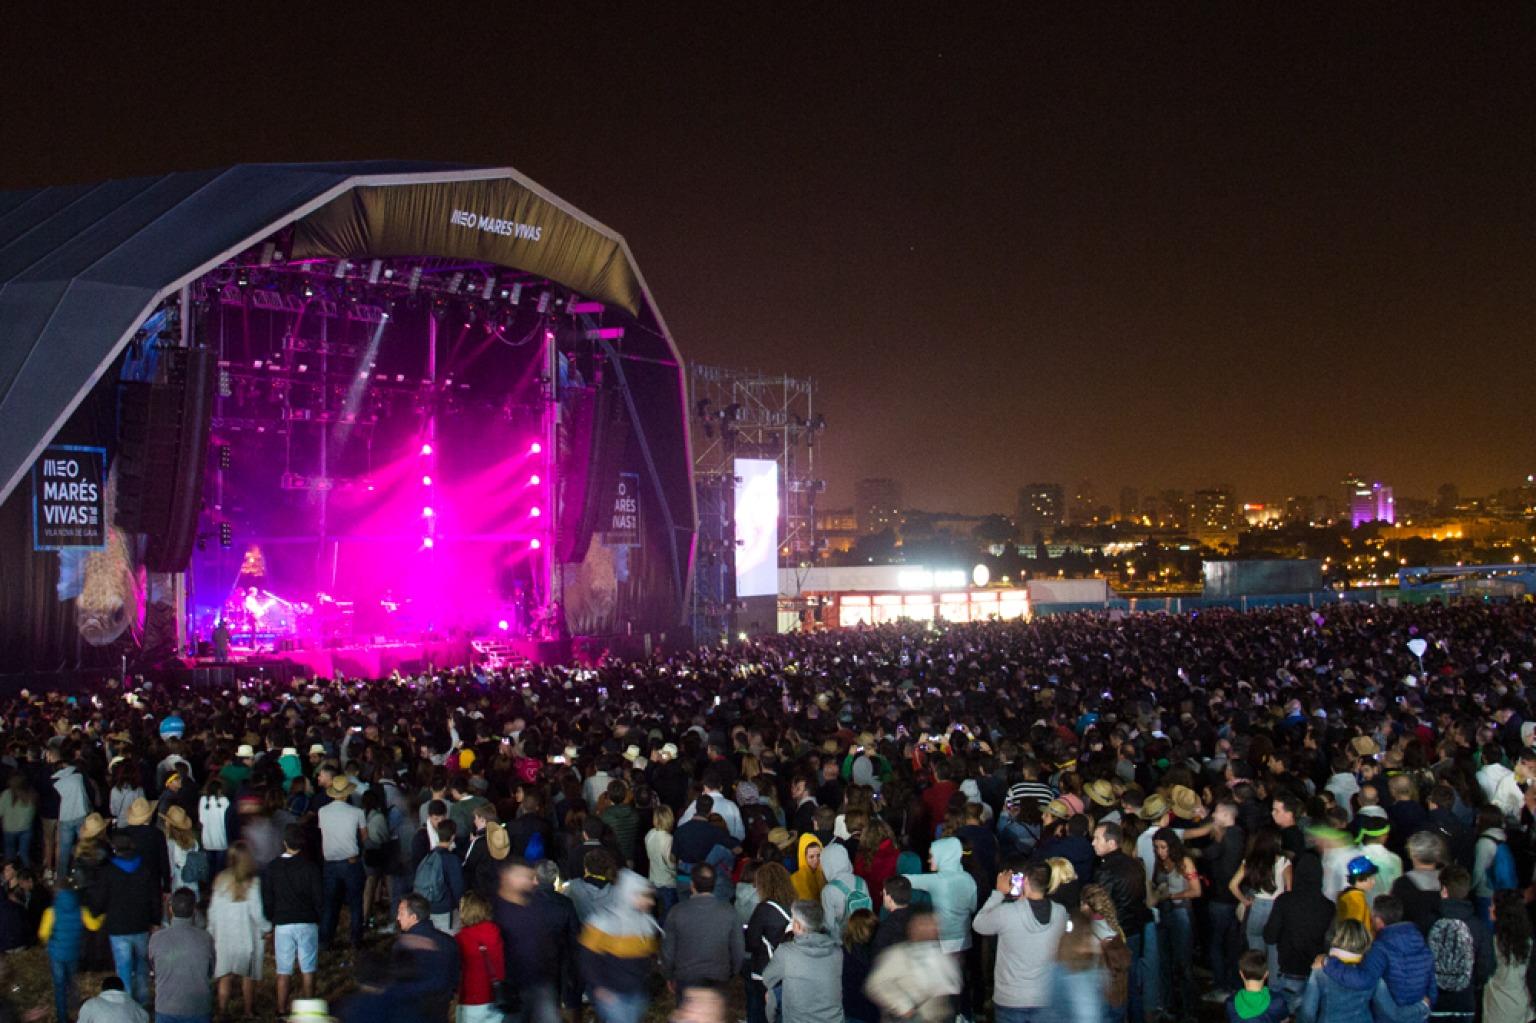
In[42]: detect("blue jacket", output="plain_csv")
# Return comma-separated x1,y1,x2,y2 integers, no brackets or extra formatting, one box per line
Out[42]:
1226,989,1290,1023
46,889,85,962
1323,922,1437,1008
1298,965,1374,1023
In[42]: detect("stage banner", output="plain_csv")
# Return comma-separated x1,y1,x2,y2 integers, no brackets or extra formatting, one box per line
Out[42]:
291,178,645,318
32,445,107,551
605,472,641,548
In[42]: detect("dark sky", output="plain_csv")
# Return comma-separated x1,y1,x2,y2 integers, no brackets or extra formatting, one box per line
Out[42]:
3,8,1533,513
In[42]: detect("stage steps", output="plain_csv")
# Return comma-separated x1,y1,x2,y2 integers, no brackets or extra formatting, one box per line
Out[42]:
471,639,529,671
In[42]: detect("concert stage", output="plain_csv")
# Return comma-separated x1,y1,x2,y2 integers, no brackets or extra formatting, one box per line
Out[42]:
0,164,697,676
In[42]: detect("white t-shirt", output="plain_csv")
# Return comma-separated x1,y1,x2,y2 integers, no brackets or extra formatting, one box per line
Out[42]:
319,800,366,861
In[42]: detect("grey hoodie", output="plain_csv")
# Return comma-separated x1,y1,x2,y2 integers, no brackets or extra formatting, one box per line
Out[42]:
971,891,1067,1009
763,930,844,1023
820,844,866,943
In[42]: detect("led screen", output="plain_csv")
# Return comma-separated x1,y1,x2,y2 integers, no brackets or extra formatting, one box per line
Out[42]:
733,458,779,598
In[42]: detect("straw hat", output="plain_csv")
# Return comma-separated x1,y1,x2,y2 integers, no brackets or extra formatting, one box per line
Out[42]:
308,743,327,756
235,743,255,759
1085,780,1117,808
79,813,107,841
1044,798,1073,820
1169,785,1202,820
1138,794,1169,821
658,743,678,761
124,797,154,826
486,822,511,861
162,805,194,833
766,827,792,849
1349,736,1381,758
326,776,356,799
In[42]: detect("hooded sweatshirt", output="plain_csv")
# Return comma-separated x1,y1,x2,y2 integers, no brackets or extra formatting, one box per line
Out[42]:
792,834,826,901
762,928,844,1023
905,837,977,953
1263,853,1335,978
819,844,869,943
971,891,1067,1008
578,869,660,996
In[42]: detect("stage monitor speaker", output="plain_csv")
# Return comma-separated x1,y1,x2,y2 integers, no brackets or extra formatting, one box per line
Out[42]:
115,345,215,572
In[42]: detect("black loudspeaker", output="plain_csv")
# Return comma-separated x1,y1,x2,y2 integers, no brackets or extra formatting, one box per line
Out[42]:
115,345,215,571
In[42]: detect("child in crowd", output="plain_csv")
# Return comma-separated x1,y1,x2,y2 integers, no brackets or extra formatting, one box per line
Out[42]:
1226,948,1290,1023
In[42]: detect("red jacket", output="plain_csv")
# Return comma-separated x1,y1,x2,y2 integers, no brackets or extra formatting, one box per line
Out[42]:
856,838,899,906
455,920,506,1006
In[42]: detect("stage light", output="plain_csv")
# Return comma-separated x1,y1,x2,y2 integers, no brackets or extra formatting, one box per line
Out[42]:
497,619,510,631
529,474,541,485
420,442,433,456
530,442,542,454
421,475,433,486
530,538,542,549
422,507,435,518
530,507,542,517
422,537,434,549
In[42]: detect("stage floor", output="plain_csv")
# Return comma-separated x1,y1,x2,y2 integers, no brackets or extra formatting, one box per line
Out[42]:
194,635,577,678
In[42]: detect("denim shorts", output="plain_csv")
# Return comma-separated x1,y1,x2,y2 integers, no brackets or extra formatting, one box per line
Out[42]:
274,922,319,975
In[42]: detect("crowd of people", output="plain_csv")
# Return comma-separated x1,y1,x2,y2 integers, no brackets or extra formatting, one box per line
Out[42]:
0,600,1534,1023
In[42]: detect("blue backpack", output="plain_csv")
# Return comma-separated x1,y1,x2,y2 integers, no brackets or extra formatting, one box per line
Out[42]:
1492,839,1519,891
524,830,545,863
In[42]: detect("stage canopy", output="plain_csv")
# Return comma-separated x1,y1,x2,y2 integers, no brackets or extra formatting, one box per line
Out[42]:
0,163,696,660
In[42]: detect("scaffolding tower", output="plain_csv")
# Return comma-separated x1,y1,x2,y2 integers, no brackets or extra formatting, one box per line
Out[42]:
688,364,823,642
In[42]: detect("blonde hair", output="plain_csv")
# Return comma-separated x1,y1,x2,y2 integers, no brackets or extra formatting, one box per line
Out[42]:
217,841,258,902
459,890,493,927
1330,918,1372,955
1046,857,1077,894
1080,883,1124,940
652,805,675,833
168,820,197,851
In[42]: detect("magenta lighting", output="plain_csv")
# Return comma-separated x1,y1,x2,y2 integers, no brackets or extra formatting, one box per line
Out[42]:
530,538,542,549
529,442,542,454
530,506,542,517
529,474,541,485
419,442,433,456
422,507,434,517
422,537,434,549
421,474,432,486
497,619,509,631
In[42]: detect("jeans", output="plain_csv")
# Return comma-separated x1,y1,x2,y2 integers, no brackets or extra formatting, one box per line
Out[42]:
514,981,561,1023
3,828,31,867
50,955,76,1023
656,885,678,925
1139,919,1162,1014
110,932,151,1004
1206,901,1239,991
1158,906,1193,1019
592,988,648,1023
322,859,366,946
1124,930,1144,1023
1244,899,1279,981
1271,974,1308,1009
56,816,84,877
1372,982,1432,1023
994,1007,1048,1023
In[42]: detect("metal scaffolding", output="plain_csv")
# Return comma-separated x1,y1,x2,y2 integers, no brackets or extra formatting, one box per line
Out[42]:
688,364,824,640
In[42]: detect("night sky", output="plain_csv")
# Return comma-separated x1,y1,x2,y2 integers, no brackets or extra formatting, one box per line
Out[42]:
3,8,1532,513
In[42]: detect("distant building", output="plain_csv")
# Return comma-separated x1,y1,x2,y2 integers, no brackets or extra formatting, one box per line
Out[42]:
1156,489,1189,530
1285,494,1336,525
854,478,903,536
1118,486,1140,521
1071,479,1101,524
1241,502,1284,527
815,506,859,555
1193,488,1238,537
1017,483,1065,535
1346,477,1395,527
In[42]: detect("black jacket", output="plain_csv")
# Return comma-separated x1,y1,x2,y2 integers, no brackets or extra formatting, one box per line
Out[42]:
872,905,912,955
89,853,162,935
263,853,323,926
118,822,171,894
1263,853,1334,977
744,897,794,978
1096,851,1152,934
